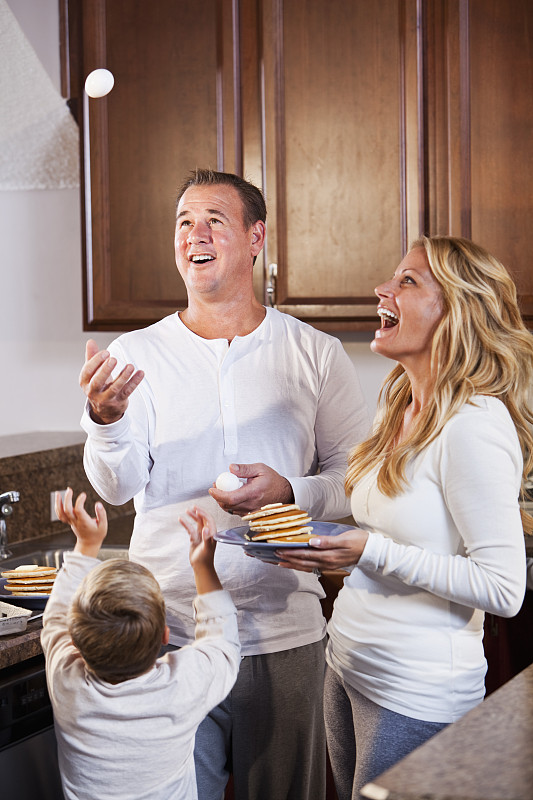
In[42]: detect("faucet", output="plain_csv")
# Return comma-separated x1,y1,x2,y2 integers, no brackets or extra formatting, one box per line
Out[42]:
0,491,20,559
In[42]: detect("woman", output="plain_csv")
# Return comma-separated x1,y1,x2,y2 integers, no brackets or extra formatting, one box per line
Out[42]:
277,236,532,799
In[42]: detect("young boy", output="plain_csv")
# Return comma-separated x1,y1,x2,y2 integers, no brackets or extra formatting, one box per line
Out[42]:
41,488,240,800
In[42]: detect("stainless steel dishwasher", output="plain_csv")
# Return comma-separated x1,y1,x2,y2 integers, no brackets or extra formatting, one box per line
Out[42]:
0,653,63,798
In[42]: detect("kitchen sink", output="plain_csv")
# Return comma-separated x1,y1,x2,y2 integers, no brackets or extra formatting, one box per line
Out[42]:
0,545,129,571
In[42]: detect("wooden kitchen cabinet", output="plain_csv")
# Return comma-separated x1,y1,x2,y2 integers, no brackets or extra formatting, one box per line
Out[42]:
423,0,533,321
484,590,533,696
60,0,533,332
61,0,242,329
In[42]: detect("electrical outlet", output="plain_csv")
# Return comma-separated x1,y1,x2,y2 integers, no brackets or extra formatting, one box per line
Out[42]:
50,490,68,522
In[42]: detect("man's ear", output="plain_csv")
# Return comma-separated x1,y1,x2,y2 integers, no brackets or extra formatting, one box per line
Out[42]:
250,220,266,256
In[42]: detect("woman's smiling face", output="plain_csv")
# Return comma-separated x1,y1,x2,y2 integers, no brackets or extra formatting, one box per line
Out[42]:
371,247,445,368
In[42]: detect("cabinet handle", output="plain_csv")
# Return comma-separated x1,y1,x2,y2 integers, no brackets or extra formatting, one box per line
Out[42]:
266,263,277,307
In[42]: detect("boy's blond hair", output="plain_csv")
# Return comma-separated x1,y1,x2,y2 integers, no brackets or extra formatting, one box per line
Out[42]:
68,559,166,683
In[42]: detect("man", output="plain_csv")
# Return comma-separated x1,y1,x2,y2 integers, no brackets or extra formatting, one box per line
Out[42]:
80,169,369,800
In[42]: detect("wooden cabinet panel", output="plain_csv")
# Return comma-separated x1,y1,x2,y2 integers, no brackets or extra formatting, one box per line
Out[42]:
468,0,533,318
424,0,533,323
484,592,533,696
68,0,240,329
261,0,422,329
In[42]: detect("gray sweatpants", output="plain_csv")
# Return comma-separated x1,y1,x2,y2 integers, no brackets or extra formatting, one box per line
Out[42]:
324,665,448,800
194,639,327,800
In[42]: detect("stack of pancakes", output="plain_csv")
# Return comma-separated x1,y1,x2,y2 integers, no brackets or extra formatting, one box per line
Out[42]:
243,503,314,542
1,565,57,596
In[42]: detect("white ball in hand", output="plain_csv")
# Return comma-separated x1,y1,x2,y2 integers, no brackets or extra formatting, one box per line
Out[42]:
85,69,115,98
215,472,242,492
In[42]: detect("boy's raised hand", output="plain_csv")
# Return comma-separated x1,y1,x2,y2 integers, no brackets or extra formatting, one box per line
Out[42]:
179,506,222,594
56,488,108,559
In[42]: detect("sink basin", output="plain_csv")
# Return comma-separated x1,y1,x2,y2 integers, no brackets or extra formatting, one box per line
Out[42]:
0,545,129,571
0,546,130,610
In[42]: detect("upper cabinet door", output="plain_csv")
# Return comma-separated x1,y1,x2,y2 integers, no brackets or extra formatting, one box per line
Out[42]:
259,0,422,330
65,0,241,330
424,0,533,323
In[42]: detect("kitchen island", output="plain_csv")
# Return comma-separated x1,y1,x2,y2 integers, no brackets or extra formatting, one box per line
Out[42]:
361,661,533,800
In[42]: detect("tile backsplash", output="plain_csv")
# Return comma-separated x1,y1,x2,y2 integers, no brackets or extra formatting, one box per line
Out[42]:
0,432,133,546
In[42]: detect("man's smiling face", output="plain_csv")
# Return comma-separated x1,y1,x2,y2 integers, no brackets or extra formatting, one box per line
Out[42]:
174,184,264,301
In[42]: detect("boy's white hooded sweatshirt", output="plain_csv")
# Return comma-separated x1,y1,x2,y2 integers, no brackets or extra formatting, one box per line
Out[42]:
41,551,240,800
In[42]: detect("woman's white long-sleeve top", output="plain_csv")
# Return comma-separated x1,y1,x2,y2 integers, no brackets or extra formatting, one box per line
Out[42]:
327,396,527,723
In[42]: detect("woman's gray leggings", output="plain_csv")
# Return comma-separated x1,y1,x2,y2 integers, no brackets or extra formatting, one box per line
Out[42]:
324,665,448,800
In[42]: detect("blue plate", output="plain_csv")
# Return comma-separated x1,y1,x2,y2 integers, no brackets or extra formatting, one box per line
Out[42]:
0,578,49,610
215,521,354,565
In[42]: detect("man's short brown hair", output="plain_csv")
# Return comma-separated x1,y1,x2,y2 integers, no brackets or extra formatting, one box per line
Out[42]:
176,168,266,229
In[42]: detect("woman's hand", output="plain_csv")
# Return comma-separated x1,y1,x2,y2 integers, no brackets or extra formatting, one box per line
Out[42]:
275,528,369,573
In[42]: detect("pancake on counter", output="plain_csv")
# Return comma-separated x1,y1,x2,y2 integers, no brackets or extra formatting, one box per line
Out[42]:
1,565,57,596
242,503,313,542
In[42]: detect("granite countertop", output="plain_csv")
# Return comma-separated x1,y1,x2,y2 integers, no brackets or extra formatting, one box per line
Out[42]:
361,663,533,800
0,618,45,669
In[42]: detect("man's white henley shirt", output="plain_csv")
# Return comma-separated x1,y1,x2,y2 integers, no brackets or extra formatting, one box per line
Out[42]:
82,308,370,653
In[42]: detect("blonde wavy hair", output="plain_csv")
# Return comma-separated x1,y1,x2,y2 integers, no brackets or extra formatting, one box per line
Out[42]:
69,559,166,683
345,235,533,534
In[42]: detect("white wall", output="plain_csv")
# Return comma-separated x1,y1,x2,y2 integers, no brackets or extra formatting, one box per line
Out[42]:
0,0,390,438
